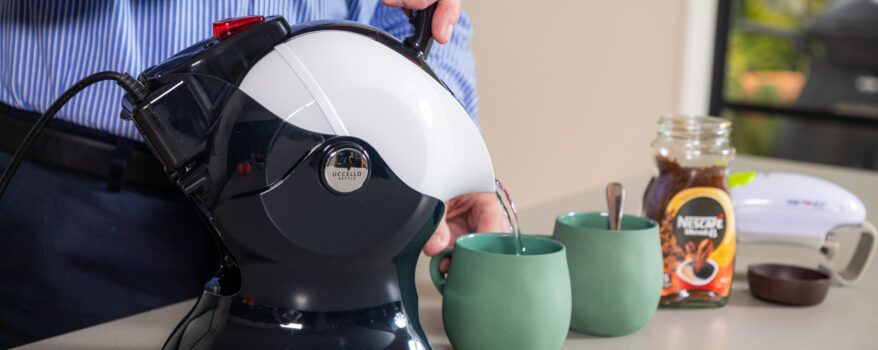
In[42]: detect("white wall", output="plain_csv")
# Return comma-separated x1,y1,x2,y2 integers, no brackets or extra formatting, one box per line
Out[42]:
463,0,689,210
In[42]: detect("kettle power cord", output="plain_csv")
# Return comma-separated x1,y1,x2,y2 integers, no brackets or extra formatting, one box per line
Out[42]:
0,71,149,199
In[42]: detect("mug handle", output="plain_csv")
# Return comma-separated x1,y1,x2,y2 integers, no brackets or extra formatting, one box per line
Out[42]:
430,247,453,295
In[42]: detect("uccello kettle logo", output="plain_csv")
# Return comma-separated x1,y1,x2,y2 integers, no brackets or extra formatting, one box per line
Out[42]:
331,169,365,181
323,147,370,193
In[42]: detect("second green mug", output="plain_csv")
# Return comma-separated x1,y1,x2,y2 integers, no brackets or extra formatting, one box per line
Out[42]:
553,212,662,337
430,233,571,350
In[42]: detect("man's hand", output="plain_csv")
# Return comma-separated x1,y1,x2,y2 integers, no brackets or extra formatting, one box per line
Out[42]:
381,0,461,44
423,192,511,273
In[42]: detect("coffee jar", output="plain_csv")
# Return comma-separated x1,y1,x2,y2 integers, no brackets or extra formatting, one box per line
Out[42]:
642,115,736,307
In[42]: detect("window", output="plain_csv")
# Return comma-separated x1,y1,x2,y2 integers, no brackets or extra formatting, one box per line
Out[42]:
709,0,878,169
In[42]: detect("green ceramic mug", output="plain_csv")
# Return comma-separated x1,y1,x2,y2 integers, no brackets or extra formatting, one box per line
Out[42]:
552,212,661,337
430,233,571,350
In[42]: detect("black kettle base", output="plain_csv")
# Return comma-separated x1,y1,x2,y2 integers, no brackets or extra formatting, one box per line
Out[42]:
163,285,430,350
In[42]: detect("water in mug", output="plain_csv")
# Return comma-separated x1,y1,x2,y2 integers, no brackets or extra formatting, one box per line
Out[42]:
494,179,525,255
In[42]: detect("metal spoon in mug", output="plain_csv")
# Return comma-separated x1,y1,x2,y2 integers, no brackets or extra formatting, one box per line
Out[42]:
606,182,624,230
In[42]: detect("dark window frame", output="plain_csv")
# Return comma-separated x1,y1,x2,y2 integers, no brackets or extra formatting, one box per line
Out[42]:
707,0,878,127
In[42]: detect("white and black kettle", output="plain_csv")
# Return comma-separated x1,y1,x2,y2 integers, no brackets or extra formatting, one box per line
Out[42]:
122,5,494,349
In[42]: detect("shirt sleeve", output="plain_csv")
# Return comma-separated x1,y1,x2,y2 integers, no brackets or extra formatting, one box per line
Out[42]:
369,4,479,122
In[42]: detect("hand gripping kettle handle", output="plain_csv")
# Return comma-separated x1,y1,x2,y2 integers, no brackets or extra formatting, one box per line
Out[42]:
404,3,438,59
820,221,877,286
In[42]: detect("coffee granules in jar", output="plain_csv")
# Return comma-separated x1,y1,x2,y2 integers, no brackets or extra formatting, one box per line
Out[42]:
642,115,736,308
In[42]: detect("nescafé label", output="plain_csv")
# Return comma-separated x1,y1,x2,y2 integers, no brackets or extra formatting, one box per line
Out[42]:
660,187,735,297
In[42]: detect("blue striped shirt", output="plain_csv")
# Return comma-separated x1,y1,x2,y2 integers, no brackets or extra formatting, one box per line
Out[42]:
0,1,478,140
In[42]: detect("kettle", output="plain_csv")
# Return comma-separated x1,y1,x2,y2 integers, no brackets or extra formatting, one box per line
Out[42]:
122,6,494,349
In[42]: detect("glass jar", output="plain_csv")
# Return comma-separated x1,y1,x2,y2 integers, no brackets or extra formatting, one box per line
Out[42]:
642,115,736,308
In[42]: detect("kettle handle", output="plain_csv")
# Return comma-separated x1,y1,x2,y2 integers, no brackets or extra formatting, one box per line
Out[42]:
403,3,438,59
820,221,877,286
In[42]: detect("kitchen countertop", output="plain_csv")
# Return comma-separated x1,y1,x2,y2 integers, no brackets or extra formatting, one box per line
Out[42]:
17,155,878,349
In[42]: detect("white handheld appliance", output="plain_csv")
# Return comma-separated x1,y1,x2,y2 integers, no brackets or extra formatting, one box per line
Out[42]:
731,172,876,285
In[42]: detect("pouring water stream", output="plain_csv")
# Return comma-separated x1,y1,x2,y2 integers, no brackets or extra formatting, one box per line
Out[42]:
494,179,525,255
